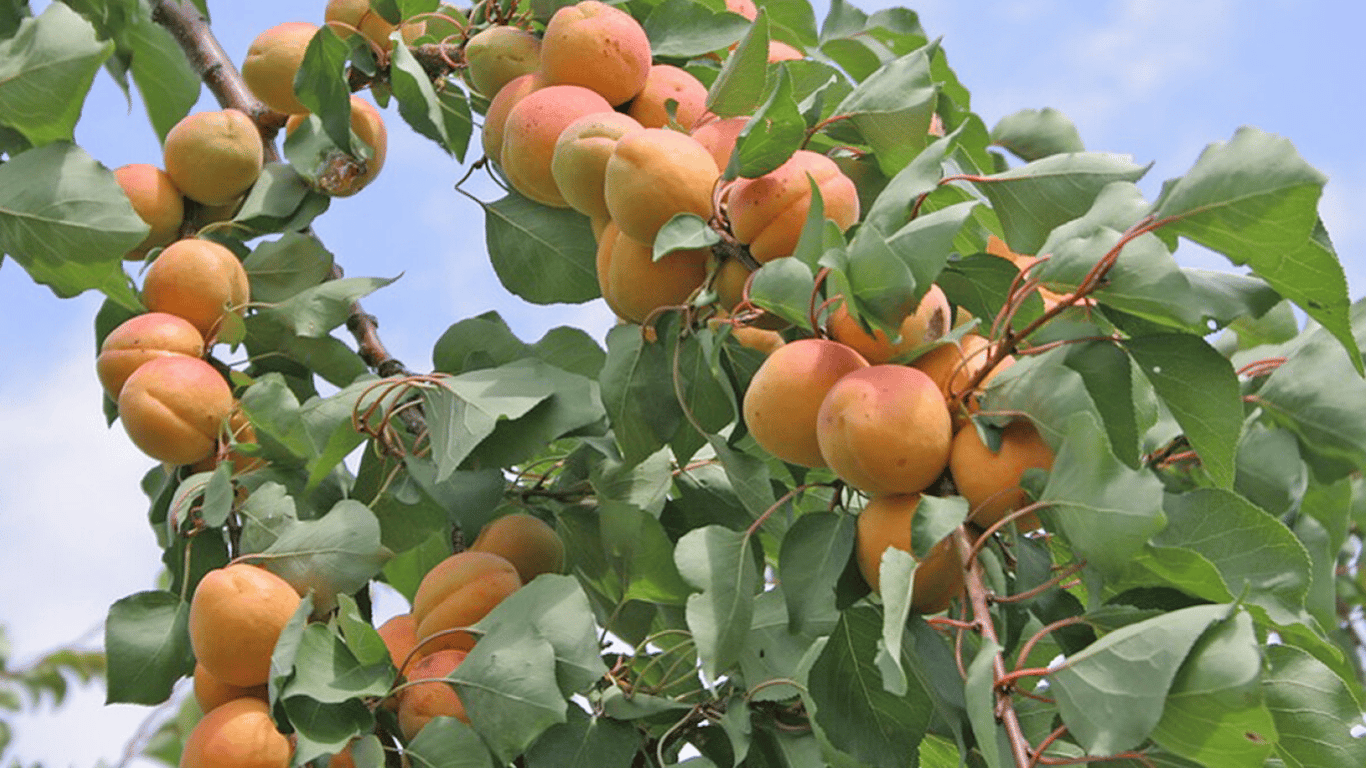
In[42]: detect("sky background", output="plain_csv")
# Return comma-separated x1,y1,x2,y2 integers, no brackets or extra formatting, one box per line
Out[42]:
2,0,1364,764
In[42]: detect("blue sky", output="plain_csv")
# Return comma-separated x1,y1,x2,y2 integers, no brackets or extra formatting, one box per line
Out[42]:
2,0,1363,763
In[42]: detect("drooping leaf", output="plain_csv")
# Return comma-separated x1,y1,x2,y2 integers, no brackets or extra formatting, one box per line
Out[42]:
422,359,557,479
104,591,194,705
474,576,609,697
483,191,600,304
676,525,761,681
244,499,390,614
779,511,855,635
1262,644,1366,768
990,107,1084,162
644,0,750,58
293,25,354,153
451,633,567,764
831,42,937,175
407,717,498,768
706,9,770,117
728,66,805,179
0,3,111,145
263,276,398,337
125,14,200,142
243,232,336,304
525,696,643,768
390,38,453,150
600,324,683,464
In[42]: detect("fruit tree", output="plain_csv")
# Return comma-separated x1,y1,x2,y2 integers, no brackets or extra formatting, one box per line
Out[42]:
2,0,1365,766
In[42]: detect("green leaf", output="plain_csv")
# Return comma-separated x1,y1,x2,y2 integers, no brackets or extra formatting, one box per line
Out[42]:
0,142,144,307
422,360,556,477
125,15,199,142
729,66,805,179
860,124,959,235
294,26,354,153
437,88,473,161
282,622,391,704
779,512,854,635
1151,610,1277,767
526,705,642,768
990,107,1084,162
599,501,693,605
1262,644,1366,768
1150,127,1361,373
807,605,933,768
749,256,816,330
937,252,1043,334
263,275,397,337
600,324,683,464
831,42,937,174
1123,334,1242,488
407,717,498,768
104,591,194,705
1234,421,1308,517
973,152,1151,256
243,232,336,304
705,9,769,117
483,191,600,304
1062,340,1140,467
391,38,458,150
284,695,374,764
451,633,567,764
474,576,608,696
244,499,390,614
676,525,761,681
1050,603,1232,755
964,638,1008,768
0,3,111,145
644,0,750,58
654,213,721,260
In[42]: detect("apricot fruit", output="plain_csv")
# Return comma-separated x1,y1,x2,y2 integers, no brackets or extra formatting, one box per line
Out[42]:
912,333,991,401
708,316,785,356
728,150,859,263
500,85,613,207
286,95,388,195
690,115,748,172
378,613,419,673
142,238,250,342
551,112,643,221
410,551,521,654
768,40,804,61
725,0,758,19
742,338,869,467
540,1,651,106
601,226,709,324
118,355,234,465
855,494,963,613
113,164,184,259
604,128,719,244
96,312,204,400
627,65,709,130
190,406,267,476
325,0,424,49
192,661,268,714
181,697,291,768
816,365,953,496
163,109,264,206
470,513,566,584
188,563,302,688
481,72,544,162
827,285,951,364
241,22,319,115
397,649,470,740
464,26,542,97
949,418,1053,529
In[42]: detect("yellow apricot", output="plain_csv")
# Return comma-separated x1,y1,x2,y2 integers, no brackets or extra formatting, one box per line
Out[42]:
604,128,719,244
163,109,264,206
728,150,859,263
181,697,291,768
97,312,204,400
912,333,991,402
285,95,388,195
540,1,651,106
552,112,643,221
500,85,613,207
949,418,1053,529
742,338,869,467
192,661,268,714
398,649,469,740
118,356,234,465
142,238,250,342
855,494,963,613
189,564,302,688
464,26,542,97
826,285,951,364
481,72,544,162
604,228,709,324
113,164,184,259
627,65,709,130
816,365,952,496
595,221,630,319
242,22,319,115
690,115,747,172
470,513,566,584
411,551,521,654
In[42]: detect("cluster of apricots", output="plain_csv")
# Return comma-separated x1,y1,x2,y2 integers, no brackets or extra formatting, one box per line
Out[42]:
178,512,564,767
469,0,843,329
742,248,1055,612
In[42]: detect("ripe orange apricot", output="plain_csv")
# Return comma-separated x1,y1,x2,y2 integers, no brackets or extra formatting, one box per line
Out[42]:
163,109,264,206
816,365,952,496
142,239,250,342
725,0,758,19
192,661,268,714
242,22,319,115
728,150,859,263
190,406,267,476
181,697,291,768
708,316,785,356
397,649,470,740
949,418,1054,529
97,312,204,400
912,333,991,401
470,513,566,584
855,494,963,613
189,563,302,688
481,72,544,162
690,115,747,172
768,40,804,61
464,25,542,97
378,613,419,672
500,85,613,207
627,65,709,130
410,551,521,654
551,112,643,221
540,1,651,106
113,164,184,259
604,128,719,244
285,96,388,195
118,355,234,465
827,285,951,364
742,338,869,467
602,227,709,324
